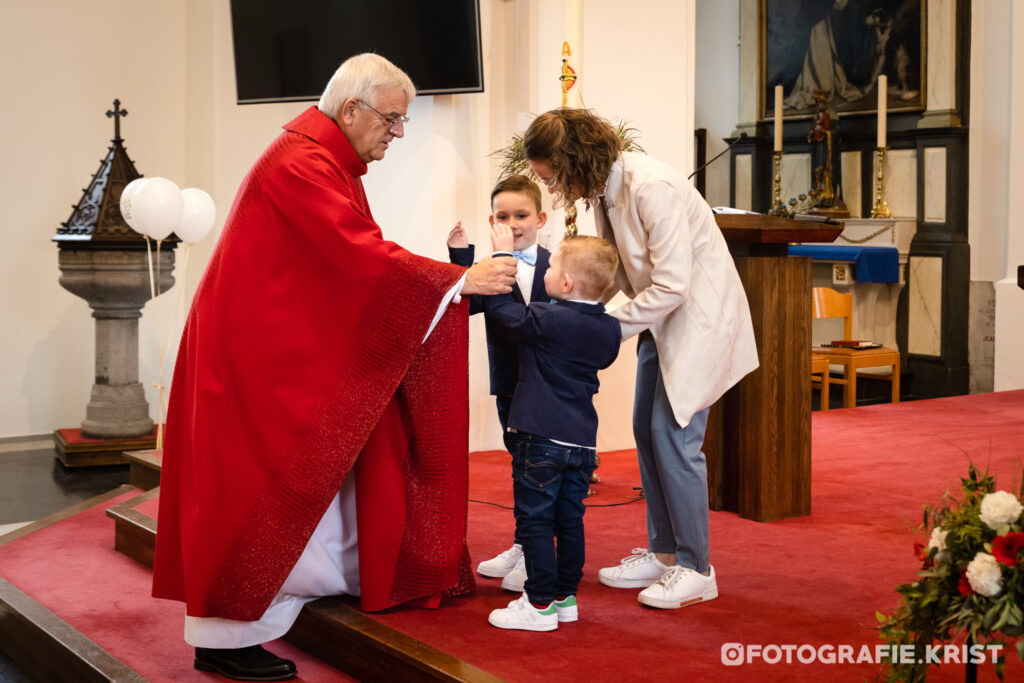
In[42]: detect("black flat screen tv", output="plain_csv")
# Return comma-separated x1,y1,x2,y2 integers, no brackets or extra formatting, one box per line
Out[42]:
229,0,484,104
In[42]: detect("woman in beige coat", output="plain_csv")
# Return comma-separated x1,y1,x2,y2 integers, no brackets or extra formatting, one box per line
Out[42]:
523,108,758,610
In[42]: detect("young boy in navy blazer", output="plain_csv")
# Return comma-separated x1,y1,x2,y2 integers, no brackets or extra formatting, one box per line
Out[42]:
447,175,551,589
483,227,622,631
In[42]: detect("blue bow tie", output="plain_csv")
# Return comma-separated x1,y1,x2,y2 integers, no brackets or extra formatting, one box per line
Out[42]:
512,250,537,266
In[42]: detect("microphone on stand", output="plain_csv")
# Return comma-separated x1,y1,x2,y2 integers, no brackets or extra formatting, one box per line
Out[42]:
688,132,749,180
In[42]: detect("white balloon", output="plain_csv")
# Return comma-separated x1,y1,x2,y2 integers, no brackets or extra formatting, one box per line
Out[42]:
131,177,183,241
174,188,217,243
119,177,148,233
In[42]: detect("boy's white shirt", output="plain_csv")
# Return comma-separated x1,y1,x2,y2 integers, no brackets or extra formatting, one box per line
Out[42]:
514,243,538,304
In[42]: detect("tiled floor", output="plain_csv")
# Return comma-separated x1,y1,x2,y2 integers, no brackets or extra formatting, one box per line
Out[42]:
0,438,131,682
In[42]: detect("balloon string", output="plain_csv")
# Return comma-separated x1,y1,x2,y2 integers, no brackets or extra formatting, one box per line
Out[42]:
145,236,156,300
154,239,167,451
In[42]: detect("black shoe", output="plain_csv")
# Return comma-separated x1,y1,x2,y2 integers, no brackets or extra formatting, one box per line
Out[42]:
194,645,297,681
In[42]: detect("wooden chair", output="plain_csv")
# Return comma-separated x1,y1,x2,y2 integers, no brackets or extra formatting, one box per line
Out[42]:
811,353,831,411
812,287,900,409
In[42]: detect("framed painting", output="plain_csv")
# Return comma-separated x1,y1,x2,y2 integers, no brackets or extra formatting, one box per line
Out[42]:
760,0,926,119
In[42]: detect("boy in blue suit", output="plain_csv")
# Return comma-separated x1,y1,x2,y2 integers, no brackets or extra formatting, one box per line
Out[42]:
447,175,551,589
484,227,621,631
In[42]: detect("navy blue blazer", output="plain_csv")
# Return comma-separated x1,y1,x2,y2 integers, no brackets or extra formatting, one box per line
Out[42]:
449,244,551,397
482,296,621,447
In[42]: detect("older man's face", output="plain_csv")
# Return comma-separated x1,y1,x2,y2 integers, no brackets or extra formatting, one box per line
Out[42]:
342,86,409,164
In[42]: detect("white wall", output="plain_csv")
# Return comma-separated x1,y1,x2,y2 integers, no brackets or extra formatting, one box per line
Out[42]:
1,0,699,453
695,0,740,208
968,0,1012,283
990,2,1024,391
0,1,187,438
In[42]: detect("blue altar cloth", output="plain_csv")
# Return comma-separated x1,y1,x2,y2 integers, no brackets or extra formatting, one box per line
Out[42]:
788,245,899,283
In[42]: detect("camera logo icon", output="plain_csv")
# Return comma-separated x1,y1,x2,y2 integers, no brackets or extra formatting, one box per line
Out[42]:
721,643,744,666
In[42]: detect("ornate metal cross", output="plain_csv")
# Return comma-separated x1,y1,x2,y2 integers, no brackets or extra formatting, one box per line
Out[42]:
106,99,128,141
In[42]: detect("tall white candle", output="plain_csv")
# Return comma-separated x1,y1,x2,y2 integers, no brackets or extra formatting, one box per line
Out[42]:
774,85,783,152
877,75,887,149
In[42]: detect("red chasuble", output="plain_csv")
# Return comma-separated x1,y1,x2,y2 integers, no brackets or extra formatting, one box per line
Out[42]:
152,107,474,620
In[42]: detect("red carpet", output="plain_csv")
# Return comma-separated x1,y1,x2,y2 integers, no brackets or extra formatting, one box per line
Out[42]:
2,390,1023,681
0,489,351,682
372,390,1024,682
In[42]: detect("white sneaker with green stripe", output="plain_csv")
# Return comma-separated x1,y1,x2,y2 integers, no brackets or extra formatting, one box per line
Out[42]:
553,595,578,622
488,594,558,631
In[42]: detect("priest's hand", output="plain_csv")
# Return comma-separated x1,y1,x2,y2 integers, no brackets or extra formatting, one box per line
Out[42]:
463,256,517,295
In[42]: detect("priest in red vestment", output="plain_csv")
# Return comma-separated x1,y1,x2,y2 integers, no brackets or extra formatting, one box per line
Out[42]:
151,54,517,682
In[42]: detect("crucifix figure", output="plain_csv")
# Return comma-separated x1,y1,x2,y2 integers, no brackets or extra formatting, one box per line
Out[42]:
106,99,128,142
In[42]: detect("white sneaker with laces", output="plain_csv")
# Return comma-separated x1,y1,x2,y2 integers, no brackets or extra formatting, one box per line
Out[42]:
477,543,523,578
638,565,718,609
500,555,527,592
597,548,669,588
488,594,558,631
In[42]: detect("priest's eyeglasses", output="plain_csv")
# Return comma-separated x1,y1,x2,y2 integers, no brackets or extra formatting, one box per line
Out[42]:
358,100,409,133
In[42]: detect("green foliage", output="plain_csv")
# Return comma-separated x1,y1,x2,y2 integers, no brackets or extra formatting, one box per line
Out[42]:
490,117,645,183
876,463,1024,681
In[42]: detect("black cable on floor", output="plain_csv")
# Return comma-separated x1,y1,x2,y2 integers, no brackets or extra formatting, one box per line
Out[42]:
469,487,644,510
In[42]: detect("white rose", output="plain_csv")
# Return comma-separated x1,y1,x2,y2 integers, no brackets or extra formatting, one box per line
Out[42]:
965,552,1003,597
979,491,1023,530
927,527,948,551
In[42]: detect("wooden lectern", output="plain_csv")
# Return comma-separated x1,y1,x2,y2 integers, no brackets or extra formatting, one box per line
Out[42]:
705,214,842,522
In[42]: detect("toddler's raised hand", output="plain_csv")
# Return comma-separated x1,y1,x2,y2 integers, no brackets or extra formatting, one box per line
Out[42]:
447,221,469,248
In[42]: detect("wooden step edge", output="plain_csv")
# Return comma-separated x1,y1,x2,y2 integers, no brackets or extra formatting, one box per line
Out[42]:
285,596,507,683
105,487,159,568
0,576,146,682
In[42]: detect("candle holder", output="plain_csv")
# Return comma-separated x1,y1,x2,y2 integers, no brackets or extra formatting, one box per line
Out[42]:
871,147,892,219
768,150,787,216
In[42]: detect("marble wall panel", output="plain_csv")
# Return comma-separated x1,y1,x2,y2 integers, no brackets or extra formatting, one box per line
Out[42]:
734,154,752,210
873,148,917,219
909,256,943,356
780,153,811,208
969,281,995,393
924,147,947,222
841,151,862,217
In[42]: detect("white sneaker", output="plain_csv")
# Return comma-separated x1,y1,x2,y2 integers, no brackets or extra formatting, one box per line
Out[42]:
553,595,578,622
638,565,718,609
500,555,527,592
598,548,669,588
488,594,558,631
477,543,523,578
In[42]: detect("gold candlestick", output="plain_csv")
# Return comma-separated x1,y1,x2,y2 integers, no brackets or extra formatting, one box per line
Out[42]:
768,150,787,215
871,147,892,218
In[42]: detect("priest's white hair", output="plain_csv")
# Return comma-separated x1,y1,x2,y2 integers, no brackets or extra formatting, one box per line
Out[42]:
318,53,416,119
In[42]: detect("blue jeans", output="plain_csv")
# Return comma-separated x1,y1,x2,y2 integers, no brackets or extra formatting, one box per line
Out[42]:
496,395,521,546
634,331,711,572
511,433,596,605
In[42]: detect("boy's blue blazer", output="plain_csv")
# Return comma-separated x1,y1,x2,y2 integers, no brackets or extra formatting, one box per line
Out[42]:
449,244,551,397
482,296,621,447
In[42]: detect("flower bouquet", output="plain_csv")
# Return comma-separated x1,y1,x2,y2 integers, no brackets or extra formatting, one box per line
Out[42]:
877,463,1024,681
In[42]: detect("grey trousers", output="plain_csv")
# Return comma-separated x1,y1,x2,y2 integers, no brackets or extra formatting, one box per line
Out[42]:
633,332,711,572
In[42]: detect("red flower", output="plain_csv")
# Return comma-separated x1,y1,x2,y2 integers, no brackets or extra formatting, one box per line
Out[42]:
958,568,972,597
913,541,933,568
992,531,1024,566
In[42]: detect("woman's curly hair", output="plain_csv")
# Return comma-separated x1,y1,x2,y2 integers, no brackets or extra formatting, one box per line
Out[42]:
523,108,623,207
